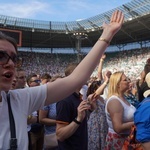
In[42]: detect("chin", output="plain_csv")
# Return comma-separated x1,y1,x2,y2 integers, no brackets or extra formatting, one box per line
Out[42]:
1,85,11,92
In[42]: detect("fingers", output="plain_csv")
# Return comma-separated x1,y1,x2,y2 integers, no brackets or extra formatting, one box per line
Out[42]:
87,93,97,103
116,11,124,24
110,10,124,24
78,100,90,110
119,12,124,24
110,10,118,23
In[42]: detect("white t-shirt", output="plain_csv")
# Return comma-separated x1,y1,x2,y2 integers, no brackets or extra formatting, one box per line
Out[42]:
0,84,47,150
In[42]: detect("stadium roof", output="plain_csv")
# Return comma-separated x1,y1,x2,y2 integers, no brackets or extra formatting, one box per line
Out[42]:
0,0,150,49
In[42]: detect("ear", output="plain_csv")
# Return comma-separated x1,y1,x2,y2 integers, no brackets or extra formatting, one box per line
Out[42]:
117,83,120,88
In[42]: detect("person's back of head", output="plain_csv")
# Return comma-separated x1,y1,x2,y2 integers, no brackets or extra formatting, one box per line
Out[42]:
86,81,100,97
65,63,78,77
41,73,51,84
50,75,62,82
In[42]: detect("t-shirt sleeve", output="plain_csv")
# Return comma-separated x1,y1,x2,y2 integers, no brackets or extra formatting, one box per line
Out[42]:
10,84,47,115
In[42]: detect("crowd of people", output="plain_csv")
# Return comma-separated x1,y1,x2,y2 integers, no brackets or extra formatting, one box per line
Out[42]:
18,47,150,81
0,10,150,150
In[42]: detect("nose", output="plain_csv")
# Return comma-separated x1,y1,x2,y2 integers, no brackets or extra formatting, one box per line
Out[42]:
4,58,15,67
13,77,17,82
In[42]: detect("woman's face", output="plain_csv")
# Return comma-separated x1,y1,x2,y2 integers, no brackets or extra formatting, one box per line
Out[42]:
0,40,17,91
119,74,130,93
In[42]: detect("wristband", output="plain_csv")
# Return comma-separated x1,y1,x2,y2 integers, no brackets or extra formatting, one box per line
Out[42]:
100,59,104,62
73,118,81,125
99,38,110,45
103,82,108,85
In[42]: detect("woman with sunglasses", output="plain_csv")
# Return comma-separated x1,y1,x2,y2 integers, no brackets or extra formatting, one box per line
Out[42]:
0,10,124,149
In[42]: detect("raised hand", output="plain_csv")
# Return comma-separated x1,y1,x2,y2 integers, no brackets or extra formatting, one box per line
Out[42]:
101,53,106,60
76,100,90,122
102,10,124,37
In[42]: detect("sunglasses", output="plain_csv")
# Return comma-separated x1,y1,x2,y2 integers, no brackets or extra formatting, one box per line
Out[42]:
0,50,22,67
30,79,41,84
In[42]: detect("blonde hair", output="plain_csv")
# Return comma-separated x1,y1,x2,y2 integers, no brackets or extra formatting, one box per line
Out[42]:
108,71,124,98
145,72,150,88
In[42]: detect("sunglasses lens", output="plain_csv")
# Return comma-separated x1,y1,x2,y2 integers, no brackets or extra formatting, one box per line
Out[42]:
35,80,41,83
0,51,9,65
0,51,22,67
31,80,41,84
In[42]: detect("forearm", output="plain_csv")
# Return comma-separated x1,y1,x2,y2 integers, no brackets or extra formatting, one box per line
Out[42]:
56,121,80,142
122,121,134,131
95,81,108,95
72,31,114,84
39,118,56,126
46,36,111,104
114,121,134,133
97,59,104,80
27,116,37,124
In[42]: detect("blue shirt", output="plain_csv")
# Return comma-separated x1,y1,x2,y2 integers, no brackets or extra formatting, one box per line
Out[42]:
134,96,150,142
43,103,56,134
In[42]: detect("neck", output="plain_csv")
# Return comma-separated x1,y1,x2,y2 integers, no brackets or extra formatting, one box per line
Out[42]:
75,89,80,94
118,92,125,99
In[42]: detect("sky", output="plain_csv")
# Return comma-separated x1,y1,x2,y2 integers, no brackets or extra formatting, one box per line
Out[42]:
0,0,132,22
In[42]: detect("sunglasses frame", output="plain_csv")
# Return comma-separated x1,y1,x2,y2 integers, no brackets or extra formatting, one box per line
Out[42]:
0,50,22,67
30,79,41,84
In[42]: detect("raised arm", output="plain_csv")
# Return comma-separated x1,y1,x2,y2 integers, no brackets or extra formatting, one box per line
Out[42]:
97,54,106,81
46,10,124,105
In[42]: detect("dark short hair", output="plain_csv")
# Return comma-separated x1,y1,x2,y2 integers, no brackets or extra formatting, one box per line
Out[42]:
26,73,37,86
0,31,17,52
65,63,78,76
86,81,100,97
41,73,51,80
50,75,62,82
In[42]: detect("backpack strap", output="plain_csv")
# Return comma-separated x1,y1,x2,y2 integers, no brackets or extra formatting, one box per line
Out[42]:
7,93,17,150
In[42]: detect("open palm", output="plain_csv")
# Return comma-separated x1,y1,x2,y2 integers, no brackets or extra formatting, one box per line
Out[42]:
103,10,124,36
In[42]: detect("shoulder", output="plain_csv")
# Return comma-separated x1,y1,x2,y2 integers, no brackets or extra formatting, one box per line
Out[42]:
107,96,121,105
134,98,150,126
56,98,71,109
10,84,47,97
106,96,123,111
